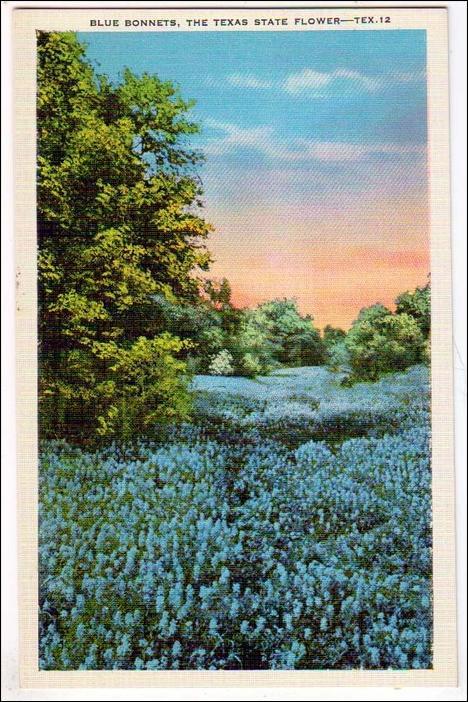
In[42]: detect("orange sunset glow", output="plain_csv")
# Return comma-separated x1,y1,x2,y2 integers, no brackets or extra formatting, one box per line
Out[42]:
205,195,429,330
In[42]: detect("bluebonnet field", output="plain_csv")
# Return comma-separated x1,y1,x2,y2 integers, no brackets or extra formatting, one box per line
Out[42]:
39,365,432,670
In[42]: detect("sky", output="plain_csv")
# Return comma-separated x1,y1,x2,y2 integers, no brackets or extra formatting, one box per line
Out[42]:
79,30,428,329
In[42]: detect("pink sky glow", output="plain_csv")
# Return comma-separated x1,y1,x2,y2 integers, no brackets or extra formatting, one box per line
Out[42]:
204,195,429,330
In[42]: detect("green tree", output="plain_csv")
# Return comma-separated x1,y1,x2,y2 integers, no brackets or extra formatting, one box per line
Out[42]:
231,299,326,375
323,325,346,348
344,304,426,382
395,281,431,338
232,306,278,376
323,326,348,371
204,277,233,309
37,32,212,440
203,277,241,348
257,299,326,366
147,293,230,372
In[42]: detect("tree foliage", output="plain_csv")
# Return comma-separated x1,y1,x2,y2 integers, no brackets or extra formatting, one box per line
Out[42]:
323,325,346,348
343,295,429,382
395,281,431,338
141,292,328,379
231,299,326,376
38,32,212,440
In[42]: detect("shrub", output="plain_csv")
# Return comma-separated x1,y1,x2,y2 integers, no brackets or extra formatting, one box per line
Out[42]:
327,340,351,373
239,352,263,378
39,334,193,443
395,282,431,338
208,349,234,376
344,306,426,382
96,334,193,440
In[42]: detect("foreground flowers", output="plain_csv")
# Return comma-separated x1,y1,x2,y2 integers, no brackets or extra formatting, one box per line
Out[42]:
39,366,431,670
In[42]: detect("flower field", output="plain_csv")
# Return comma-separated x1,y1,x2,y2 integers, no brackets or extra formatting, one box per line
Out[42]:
39,365,432,670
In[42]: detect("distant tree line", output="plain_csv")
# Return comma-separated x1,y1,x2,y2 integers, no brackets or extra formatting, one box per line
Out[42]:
155,285,327,377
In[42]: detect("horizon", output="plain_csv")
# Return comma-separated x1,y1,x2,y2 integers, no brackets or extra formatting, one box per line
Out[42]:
79,29,429,329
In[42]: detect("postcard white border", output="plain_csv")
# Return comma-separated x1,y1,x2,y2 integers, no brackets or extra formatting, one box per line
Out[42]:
7,2,459,692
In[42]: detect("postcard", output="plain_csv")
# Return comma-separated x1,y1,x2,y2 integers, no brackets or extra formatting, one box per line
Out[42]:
11,4,457,689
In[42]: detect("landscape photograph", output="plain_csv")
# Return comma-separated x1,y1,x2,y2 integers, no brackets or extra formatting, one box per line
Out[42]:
37,28,432,670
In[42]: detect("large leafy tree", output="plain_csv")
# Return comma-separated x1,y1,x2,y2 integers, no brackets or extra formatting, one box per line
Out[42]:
37,32,212,440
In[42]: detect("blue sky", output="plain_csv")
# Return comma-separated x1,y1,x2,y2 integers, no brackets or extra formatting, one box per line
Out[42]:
79,30,426,142
78,30,428,327
78,30,427,205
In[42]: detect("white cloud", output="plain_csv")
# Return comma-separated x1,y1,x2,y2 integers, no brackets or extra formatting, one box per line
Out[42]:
390,70,427,83
220,67,425,97
227,73,272,89
333,69,380,92
303,142,368,161
283,69,332,93
220,68,378,96
202,119,425,163
294,141,425,162
284,67,380,94
203,118,274,156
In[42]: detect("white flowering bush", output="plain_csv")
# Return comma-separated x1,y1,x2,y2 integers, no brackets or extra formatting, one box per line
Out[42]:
207,349,234,376
40,365,432,670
